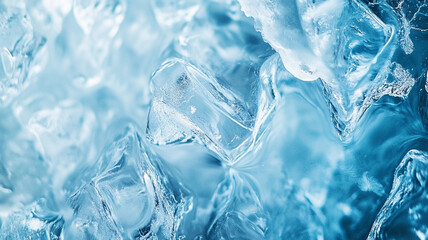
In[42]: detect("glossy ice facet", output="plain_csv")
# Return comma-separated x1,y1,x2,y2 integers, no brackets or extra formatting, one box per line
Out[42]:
67,124,192,239
238,0,410,139
369,150,428,239
146,58,277,163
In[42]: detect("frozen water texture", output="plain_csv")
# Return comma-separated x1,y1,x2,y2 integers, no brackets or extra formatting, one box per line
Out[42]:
0,201,64,239
67,124,192,239
70,0,126,87
238,0,421,139
0,0,427,239
0,3,46,105
147,57,277,163
369,150,428,239
152,0,200,29
147,2,277,163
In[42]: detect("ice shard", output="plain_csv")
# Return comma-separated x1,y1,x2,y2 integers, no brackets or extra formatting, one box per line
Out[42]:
66,124,192,239
368,149,428,239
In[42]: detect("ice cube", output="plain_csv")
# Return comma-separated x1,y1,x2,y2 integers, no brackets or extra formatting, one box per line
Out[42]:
368,149,428,239
67,124,192,239
146,58,277,163
0,3,46,105
172,0,274,96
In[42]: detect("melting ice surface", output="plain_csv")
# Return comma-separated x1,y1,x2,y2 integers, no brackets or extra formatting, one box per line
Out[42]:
0,0,427,239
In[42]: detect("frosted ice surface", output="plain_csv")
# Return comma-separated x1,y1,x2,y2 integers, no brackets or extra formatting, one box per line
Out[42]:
146,58,277,163
73,0,125,37
13,96,96,165
67,124,192,239
0,3,46,105
0,201,64,240
369,149,428,239
24,0,72,39
71,0,126,87
0,134,49,217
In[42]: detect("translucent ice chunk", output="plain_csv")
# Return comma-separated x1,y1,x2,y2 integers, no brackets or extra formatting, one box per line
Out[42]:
146,58,277,163
258,53,345,207
67,124,192,239
238,0,395,81
368,149,428,239
0,4,46,105
105,1,170,108
0,202,64,239
172,0,274,98
238,0,403,139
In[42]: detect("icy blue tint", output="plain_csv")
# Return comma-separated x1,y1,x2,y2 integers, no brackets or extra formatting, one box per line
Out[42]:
369,150,428,239
146,57,277,163
66,124,191,239
0,2,45,105
238,0,423,139
0,0,427,239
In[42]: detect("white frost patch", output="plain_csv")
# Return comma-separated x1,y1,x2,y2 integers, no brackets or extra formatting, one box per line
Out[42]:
190,105,196,114
26,217,45,231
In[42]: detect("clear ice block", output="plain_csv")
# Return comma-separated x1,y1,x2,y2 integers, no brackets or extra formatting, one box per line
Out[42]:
67,124,192,239
146,58,277,163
